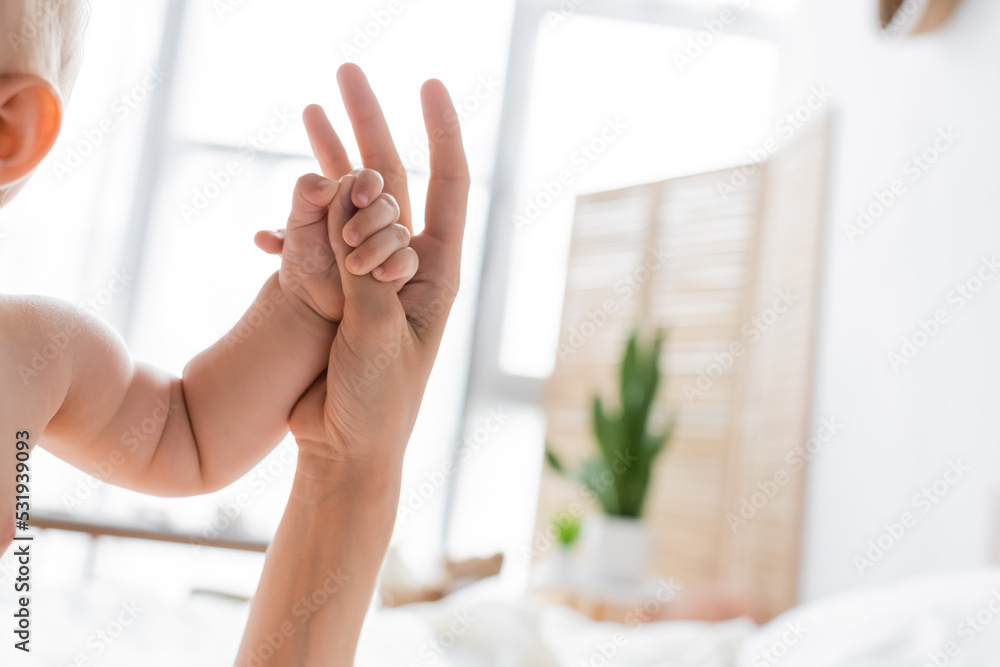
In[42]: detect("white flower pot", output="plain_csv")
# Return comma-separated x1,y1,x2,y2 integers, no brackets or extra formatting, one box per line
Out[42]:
581,514,652,584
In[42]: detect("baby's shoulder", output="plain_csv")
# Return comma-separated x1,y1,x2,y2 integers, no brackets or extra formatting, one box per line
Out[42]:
0,294,88,383
0,294,82,432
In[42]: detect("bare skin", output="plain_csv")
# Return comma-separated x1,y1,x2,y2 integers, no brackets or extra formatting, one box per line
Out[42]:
2,6,469,661
0,109,415,553
236,64,470,666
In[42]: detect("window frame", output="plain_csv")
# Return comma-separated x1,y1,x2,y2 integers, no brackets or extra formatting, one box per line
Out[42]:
109,0,789,554
442,0,788,546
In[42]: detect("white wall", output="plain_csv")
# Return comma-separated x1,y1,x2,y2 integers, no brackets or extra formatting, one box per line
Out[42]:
791,0,1000,602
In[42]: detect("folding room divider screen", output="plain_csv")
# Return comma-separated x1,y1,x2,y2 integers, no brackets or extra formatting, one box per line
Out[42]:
538,117,829,620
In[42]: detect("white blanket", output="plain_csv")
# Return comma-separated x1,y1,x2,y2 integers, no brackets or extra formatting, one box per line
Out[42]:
7,567,1000,665
737,568,1000,667
357,580,754,667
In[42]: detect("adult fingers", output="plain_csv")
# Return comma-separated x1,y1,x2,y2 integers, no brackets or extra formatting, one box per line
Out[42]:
420,78,470,263
303,104,354,179
336,63,413,231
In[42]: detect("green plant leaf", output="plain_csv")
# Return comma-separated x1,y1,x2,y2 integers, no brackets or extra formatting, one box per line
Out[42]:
580,458,619,515
552,513,582,546
544,446,567,475
584,328,676,518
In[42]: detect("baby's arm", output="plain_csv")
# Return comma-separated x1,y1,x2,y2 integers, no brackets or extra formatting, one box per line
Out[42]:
0,275,330,551
0,171,406,545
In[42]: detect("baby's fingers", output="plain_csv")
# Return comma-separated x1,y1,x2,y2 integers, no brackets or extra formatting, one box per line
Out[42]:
343,193,401,247
288,174,340,230
351,167,384,209
373,247,419,287
345,224,411,276
254,229,285,255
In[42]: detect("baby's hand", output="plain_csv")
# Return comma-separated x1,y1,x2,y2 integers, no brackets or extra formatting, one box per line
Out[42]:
255,168,417,324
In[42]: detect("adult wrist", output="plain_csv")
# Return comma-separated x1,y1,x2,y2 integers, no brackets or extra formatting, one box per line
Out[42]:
293,444,403,508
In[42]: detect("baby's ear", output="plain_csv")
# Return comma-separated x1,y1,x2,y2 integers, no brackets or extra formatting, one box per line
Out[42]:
0,74,62,187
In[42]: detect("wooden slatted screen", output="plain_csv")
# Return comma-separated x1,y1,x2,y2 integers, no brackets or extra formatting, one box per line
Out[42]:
538,118,828,620
717,118,829,616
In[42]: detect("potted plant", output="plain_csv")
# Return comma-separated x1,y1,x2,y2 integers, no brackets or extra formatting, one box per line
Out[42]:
546,328,675,584
548,511,582,582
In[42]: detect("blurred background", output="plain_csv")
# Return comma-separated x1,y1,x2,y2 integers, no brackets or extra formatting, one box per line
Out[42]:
2,0,1000,664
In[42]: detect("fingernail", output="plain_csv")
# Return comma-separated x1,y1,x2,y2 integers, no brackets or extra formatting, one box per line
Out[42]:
373,266,385,279
347,255,362,272
318,178,335,190
345,228,361,245
356,192,369,207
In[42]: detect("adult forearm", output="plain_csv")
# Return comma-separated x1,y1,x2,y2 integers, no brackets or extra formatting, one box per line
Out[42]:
236,449,401,666
182,273,335,490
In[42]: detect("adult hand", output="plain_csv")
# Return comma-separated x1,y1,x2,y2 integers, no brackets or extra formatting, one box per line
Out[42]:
289,64,470,473
235,66,469,667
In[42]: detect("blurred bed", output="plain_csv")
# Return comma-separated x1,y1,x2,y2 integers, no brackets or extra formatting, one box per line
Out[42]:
7,567,999,666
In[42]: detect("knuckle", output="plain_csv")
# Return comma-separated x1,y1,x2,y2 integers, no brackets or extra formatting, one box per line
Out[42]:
393,224,411,245
360,167,383,185
385,166,409,188
378,193,401,220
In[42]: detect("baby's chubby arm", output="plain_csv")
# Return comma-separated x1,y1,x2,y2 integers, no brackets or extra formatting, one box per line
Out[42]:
0,169,406,539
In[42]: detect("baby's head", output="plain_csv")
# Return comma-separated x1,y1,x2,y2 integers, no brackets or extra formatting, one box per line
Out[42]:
0,0,88,208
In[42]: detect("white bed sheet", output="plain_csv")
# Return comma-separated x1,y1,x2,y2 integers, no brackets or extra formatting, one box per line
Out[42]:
737,568,1000,667
6,568,1000,666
